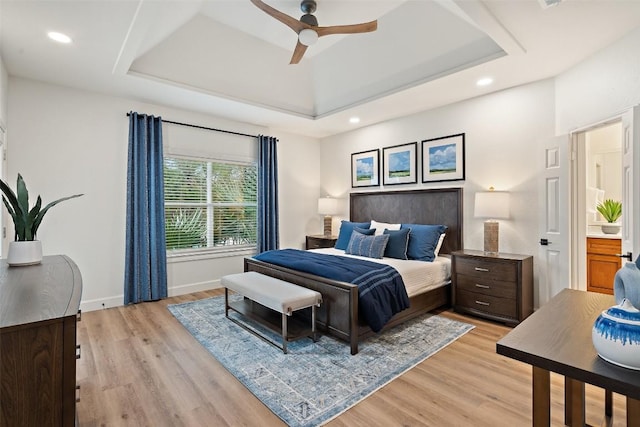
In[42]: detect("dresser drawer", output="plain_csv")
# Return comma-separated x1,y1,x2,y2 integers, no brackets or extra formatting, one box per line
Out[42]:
455,273,516,299
454,257,517,282
456,290,517,319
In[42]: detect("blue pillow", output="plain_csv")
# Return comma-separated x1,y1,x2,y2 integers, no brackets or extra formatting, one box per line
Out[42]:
334,221,371,250
345,233,390,259
383,228,411,260
401,224,448,262
354,227,375,236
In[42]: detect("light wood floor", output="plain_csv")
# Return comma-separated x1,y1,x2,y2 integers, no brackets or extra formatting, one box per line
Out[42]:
77,289,628,426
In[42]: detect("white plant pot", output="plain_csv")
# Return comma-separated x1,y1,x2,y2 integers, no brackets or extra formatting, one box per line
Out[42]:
601,224,621,234
7,240,43,266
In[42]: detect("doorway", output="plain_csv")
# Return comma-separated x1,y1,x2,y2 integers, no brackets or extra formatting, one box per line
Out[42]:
573,120,623,293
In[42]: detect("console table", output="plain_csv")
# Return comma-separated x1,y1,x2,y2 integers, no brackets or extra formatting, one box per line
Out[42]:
497,289,640,426
0,255,83,426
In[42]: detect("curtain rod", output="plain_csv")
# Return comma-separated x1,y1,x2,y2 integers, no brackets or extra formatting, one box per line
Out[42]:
126,113,258,138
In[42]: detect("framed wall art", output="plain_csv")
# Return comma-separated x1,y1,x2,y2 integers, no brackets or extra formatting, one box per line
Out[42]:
382,142,417,185
421,133,465,183
351,149,380,188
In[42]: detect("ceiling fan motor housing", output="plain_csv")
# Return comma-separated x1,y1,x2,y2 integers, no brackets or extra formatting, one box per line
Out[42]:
300,0,318,26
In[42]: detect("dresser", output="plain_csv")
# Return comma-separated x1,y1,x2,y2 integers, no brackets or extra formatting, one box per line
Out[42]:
305,234,337,250
452,249,533,326
586,237,622,294
0,255,83,427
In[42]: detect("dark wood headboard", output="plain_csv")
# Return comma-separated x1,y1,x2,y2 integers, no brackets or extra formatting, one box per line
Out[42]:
349,188,463,255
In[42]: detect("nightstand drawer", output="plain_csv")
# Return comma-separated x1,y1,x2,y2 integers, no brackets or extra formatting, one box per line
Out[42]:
455,274,516,299
454,257,517,282
305,235,337,250
456,290,517,319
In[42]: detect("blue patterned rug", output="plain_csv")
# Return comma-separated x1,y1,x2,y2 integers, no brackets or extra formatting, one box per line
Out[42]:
168,295,473,427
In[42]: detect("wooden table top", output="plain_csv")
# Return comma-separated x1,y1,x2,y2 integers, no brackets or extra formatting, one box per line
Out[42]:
496,288,640,400
0,255,82,329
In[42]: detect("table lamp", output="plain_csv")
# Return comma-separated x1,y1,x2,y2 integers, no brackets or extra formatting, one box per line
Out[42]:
318,197,339,237
474,188,510,254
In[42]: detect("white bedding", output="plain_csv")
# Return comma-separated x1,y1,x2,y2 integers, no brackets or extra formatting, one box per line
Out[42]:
308,248,451,298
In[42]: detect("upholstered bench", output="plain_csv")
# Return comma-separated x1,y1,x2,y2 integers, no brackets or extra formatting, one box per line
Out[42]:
221,271,322,353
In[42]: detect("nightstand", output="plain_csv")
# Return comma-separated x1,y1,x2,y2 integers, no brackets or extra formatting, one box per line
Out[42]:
451,249,533,326
305,235,337,250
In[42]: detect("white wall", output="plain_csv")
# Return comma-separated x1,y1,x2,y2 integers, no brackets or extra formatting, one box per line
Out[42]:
7,77,321,311
0,55,7,128
556,26,640,133
320,79,556,308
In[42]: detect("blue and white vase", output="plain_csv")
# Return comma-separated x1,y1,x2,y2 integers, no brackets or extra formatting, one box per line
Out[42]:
592,298,640,370
613,260,640,309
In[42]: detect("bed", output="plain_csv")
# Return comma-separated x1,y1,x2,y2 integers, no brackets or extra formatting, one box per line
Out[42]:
244,188,463,354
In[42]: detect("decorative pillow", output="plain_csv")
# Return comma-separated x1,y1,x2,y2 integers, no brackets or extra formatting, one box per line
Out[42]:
400,223,448,262
383,228,411,260
334,221,371,250
354,227,375,236
345,232,390,259
370,219,401,236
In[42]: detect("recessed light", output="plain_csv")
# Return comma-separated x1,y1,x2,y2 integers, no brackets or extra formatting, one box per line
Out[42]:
47,32,72,44
349,117,360,124
476,77,493,87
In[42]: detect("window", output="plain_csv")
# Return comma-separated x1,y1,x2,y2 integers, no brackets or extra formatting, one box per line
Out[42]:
163,156,257,253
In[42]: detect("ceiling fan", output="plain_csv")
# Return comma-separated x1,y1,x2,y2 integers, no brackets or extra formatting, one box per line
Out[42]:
250,0,378,64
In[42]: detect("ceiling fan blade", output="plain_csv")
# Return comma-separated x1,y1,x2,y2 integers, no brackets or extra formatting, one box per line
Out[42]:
316,20,377,37
250,0,309,33
290,41,308,65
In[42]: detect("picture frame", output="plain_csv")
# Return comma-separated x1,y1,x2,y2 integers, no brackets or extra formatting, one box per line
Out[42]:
421,133,465,183
382,142,417,185
351,149,380,188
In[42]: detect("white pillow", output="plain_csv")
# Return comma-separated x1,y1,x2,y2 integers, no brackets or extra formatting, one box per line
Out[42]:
370,219,401,236
434,233,446,257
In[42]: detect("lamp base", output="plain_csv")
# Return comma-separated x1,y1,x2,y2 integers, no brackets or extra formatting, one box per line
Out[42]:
323,215,332,237
484,221,499,254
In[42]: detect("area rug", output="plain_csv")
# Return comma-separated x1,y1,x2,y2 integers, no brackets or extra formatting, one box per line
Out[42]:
168,295,474,427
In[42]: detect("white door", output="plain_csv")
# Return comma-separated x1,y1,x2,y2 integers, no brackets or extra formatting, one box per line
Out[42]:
538,135,571,306
621,106,640,264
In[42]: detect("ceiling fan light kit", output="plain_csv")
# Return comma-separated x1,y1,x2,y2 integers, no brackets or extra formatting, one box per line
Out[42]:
250,0,377,64
298,29,318,46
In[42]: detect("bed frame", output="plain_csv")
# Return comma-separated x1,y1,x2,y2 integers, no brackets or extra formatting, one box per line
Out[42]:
244,188,463,354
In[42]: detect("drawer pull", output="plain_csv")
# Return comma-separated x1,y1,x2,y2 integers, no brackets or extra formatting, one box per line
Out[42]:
475,284,490,289
474,267,490,272
475,300,490,306
76,344,81,360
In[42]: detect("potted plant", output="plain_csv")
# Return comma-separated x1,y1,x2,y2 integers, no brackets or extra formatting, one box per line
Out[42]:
0,174,82,266
596,199,622,234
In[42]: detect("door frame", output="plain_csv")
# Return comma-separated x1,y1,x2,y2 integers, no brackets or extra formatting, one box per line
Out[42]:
570,113,628,290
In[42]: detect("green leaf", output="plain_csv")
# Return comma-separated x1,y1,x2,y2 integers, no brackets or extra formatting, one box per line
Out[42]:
31,193,83,238
596,199,622,223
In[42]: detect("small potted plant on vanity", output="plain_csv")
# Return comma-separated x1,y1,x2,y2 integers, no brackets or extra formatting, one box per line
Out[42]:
596,199,622,235
0,174,82,266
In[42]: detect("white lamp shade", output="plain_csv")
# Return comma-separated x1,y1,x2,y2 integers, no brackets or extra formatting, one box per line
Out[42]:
474,191,510,219
318,197,339,215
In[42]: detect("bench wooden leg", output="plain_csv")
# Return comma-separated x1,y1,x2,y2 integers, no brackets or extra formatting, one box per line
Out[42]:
281,313,288,354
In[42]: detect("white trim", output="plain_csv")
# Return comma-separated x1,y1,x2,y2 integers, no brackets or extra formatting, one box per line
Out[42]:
79,279,223,312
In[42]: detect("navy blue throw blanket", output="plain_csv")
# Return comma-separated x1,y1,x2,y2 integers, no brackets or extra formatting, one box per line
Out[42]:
253,249,410,332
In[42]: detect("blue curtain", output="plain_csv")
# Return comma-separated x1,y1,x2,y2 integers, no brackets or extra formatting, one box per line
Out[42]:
257,135,279,253
124,112,168,304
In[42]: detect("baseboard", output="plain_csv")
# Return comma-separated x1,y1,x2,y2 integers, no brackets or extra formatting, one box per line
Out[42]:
80,279,222,312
